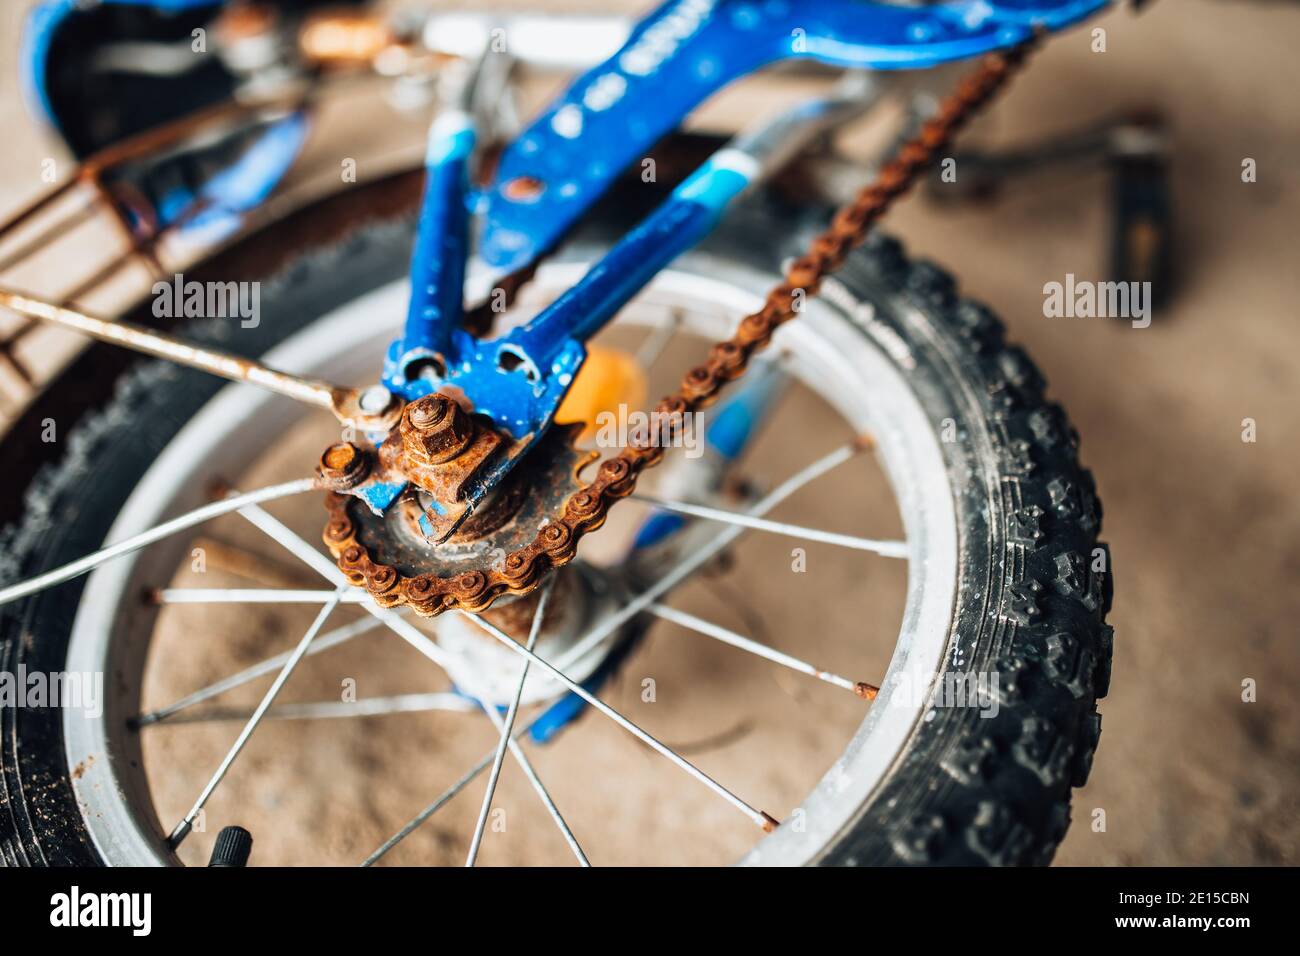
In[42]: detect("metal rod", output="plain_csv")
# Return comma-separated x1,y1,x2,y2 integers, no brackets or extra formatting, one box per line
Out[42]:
135,616,384,726
57,247,154,310
634,310,682,370
732,71,881,179
0,478,319,609
0,192,100,274
548,441,868,674
647,602,877,698
464,612,775,831
235,505,588,860
363,743,509,866
156,588,371,605
164,692,476,724
362,441,866,861
467,576,556,866
167,590,344,849
0,177,80,243
353,599,588,864
473,689,589,867
0,289,342,412
629,493,908,558
237,503,467,675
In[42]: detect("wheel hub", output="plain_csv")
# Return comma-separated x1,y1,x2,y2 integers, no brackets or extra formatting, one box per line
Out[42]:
320,400,596,614
435,563,629,706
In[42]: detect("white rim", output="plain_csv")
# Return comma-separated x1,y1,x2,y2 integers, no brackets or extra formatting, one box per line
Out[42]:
63,253,958,866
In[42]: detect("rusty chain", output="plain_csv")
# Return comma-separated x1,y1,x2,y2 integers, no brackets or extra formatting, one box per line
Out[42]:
323,40,1038,617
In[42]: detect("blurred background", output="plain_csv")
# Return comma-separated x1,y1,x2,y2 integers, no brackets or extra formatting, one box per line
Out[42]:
0,1,1296,864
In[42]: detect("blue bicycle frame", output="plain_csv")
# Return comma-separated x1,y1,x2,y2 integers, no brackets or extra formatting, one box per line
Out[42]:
10,0,1112,741
20,0,1109,523
373,0,1108,521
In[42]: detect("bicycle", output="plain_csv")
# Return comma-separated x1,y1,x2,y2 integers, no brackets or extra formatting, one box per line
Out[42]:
0,0,1116,866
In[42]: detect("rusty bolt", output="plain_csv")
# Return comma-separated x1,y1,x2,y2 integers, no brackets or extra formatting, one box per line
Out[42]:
401,394,474,463
317,441,369,490
358,384,393,414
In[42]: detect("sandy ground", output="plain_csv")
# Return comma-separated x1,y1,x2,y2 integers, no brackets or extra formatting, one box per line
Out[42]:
0,1,1297,865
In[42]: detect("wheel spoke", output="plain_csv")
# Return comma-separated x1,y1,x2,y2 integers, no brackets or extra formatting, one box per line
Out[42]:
634,309,682,369
463,612,776,832
237,503,465,675
548,440,871,675
155,587,370,604
358,588,587,866
164,692,476,724
362,440,867,862
473,692,589,867
629,493,907,558
238,503,586,861
646,602,878,698
166,588,345,849
363,744,515,866
467,575,557,866
136,616,382,726
0,478,319,609
238,504,365,581
370,594,587,866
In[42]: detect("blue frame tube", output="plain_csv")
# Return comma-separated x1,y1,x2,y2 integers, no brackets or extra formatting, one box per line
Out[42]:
504,148,759,371
392,109,477,383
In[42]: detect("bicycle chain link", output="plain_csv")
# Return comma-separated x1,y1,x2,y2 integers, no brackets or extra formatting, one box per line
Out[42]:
323,41,1037,617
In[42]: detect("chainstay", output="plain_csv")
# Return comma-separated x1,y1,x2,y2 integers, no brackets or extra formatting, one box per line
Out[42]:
324,40,1038,617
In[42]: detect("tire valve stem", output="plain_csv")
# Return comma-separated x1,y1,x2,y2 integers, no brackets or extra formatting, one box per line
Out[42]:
207,825,254,867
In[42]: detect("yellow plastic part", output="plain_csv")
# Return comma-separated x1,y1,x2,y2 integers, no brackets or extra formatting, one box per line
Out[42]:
556,345,647,441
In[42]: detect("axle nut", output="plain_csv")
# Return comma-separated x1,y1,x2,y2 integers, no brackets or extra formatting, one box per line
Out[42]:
317,442,369,490
401,394,474,463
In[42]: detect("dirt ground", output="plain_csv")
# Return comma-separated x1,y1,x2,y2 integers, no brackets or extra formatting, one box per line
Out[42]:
1,1,1297,866
888,1,1300,865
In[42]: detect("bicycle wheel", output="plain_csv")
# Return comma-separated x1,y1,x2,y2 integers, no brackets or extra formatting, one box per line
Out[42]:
0,196,1112,866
